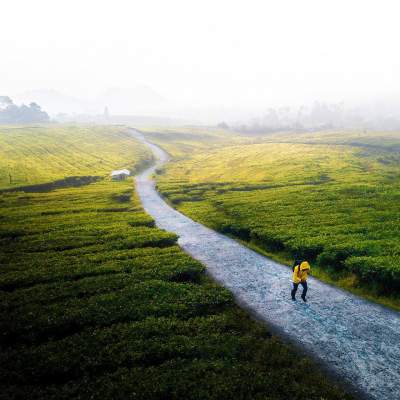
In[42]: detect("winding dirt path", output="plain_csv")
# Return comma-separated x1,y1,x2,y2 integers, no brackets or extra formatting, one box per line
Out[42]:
132,129,400,400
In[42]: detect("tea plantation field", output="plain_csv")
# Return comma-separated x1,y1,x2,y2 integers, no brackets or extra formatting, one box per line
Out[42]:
0,126,350,399
154,129,400,309
0,125,153,189
139,126,249,159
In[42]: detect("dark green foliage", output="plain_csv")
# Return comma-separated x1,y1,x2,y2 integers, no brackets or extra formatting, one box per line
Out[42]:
1,280,232,346
0,179,351,399
154,130,400,302
220,222,252,241
159,178,400,295
317,244,370,270
0,175,102,194
346,256,400,291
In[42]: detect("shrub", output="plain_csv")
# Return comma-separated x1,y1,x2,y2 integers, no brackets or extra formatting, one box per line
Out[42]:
345,256,400,292
285,237,324,260
218,222,251,241
250,229,286,252
317,244,369,270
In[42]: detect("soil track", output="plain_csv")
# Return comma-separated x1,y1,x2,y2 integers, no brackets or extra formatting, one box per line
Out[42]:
132,129,400,400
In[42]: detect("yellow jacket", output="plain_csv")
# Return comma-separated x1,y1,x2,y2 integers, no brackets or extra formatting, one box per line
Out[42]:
292,261,311,284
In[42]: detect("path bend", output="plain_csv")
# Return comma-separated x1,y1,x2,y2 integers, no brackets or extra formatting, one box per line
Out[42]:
132,129,400,400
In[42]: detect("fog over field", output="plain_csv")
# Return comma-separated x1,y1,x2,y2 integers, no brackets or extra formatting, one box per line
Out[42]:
2,0,400,127
2,3,400,400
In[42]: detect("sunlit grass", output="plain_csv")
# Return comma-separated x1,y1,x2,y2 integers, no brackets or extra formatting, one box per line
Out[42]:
155,129,400,308
0,124,153,189
0,125,351,399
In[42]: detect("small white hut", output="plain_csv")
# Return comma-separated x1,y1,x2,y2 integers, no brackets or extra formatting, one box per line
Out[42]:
111,169,131,181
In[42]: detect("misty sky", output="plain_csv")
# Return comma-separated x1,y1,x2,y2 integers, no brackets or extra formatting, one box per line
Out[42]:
2,0,400,109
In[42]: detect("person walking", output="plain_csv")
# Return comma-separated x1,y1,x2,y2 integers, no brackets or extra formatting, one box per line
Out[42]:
291,259,311,302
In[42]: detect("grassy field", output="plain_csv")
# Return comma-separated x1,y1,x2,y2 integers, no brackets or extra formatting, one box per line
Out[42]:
0,125,153,189
139,126,250,159
0,125,351,399
154,129,400,309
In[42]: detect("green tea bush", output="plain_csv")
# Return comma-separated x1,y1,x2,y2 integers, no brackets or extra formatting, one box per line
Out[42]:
219,222,251,241
0,125,152,189
317,242,374,270
345,256,400,291
250,228,287,252
0,128,352,399
0,247,203,293
285,237,325,261
157,132,400,297
1,280,233,346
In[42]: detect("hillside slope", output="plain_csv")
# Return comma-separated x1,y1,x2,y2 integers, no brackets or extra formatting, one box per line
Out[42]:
0,125,152,189
155,129,400,308
0,125,351,399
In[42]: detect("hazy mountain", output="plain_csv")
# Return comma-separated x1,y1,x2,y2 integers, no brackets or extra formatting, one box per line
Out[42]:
13,86,169,117
13,89,86,116
97,86,169,115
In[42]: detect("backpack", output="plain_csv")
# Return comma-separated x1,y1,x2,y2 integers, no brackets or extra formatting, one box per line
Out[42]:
292,259,303,272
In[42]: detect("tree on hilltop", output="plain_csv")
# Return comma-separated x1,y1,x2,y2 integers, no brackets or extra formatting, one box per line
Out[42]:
0,97,50,123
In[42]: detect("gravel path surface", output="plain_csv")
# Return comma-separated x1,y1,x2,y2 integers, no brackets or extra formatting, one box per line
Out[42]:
133,130,400,400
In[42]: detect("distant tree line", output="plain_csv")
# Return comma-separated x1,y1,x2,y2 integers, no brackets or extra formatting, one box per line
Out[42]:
0,96,49,123
234,101,400,133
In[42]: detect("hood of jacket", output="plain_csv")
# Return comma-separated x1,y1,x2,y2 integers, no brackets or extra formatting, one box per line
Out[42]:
300,261,310,271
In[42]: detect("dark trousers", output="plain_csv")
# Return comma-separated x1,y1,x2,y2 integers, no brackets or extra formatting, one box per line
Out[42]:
291,281,307,298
